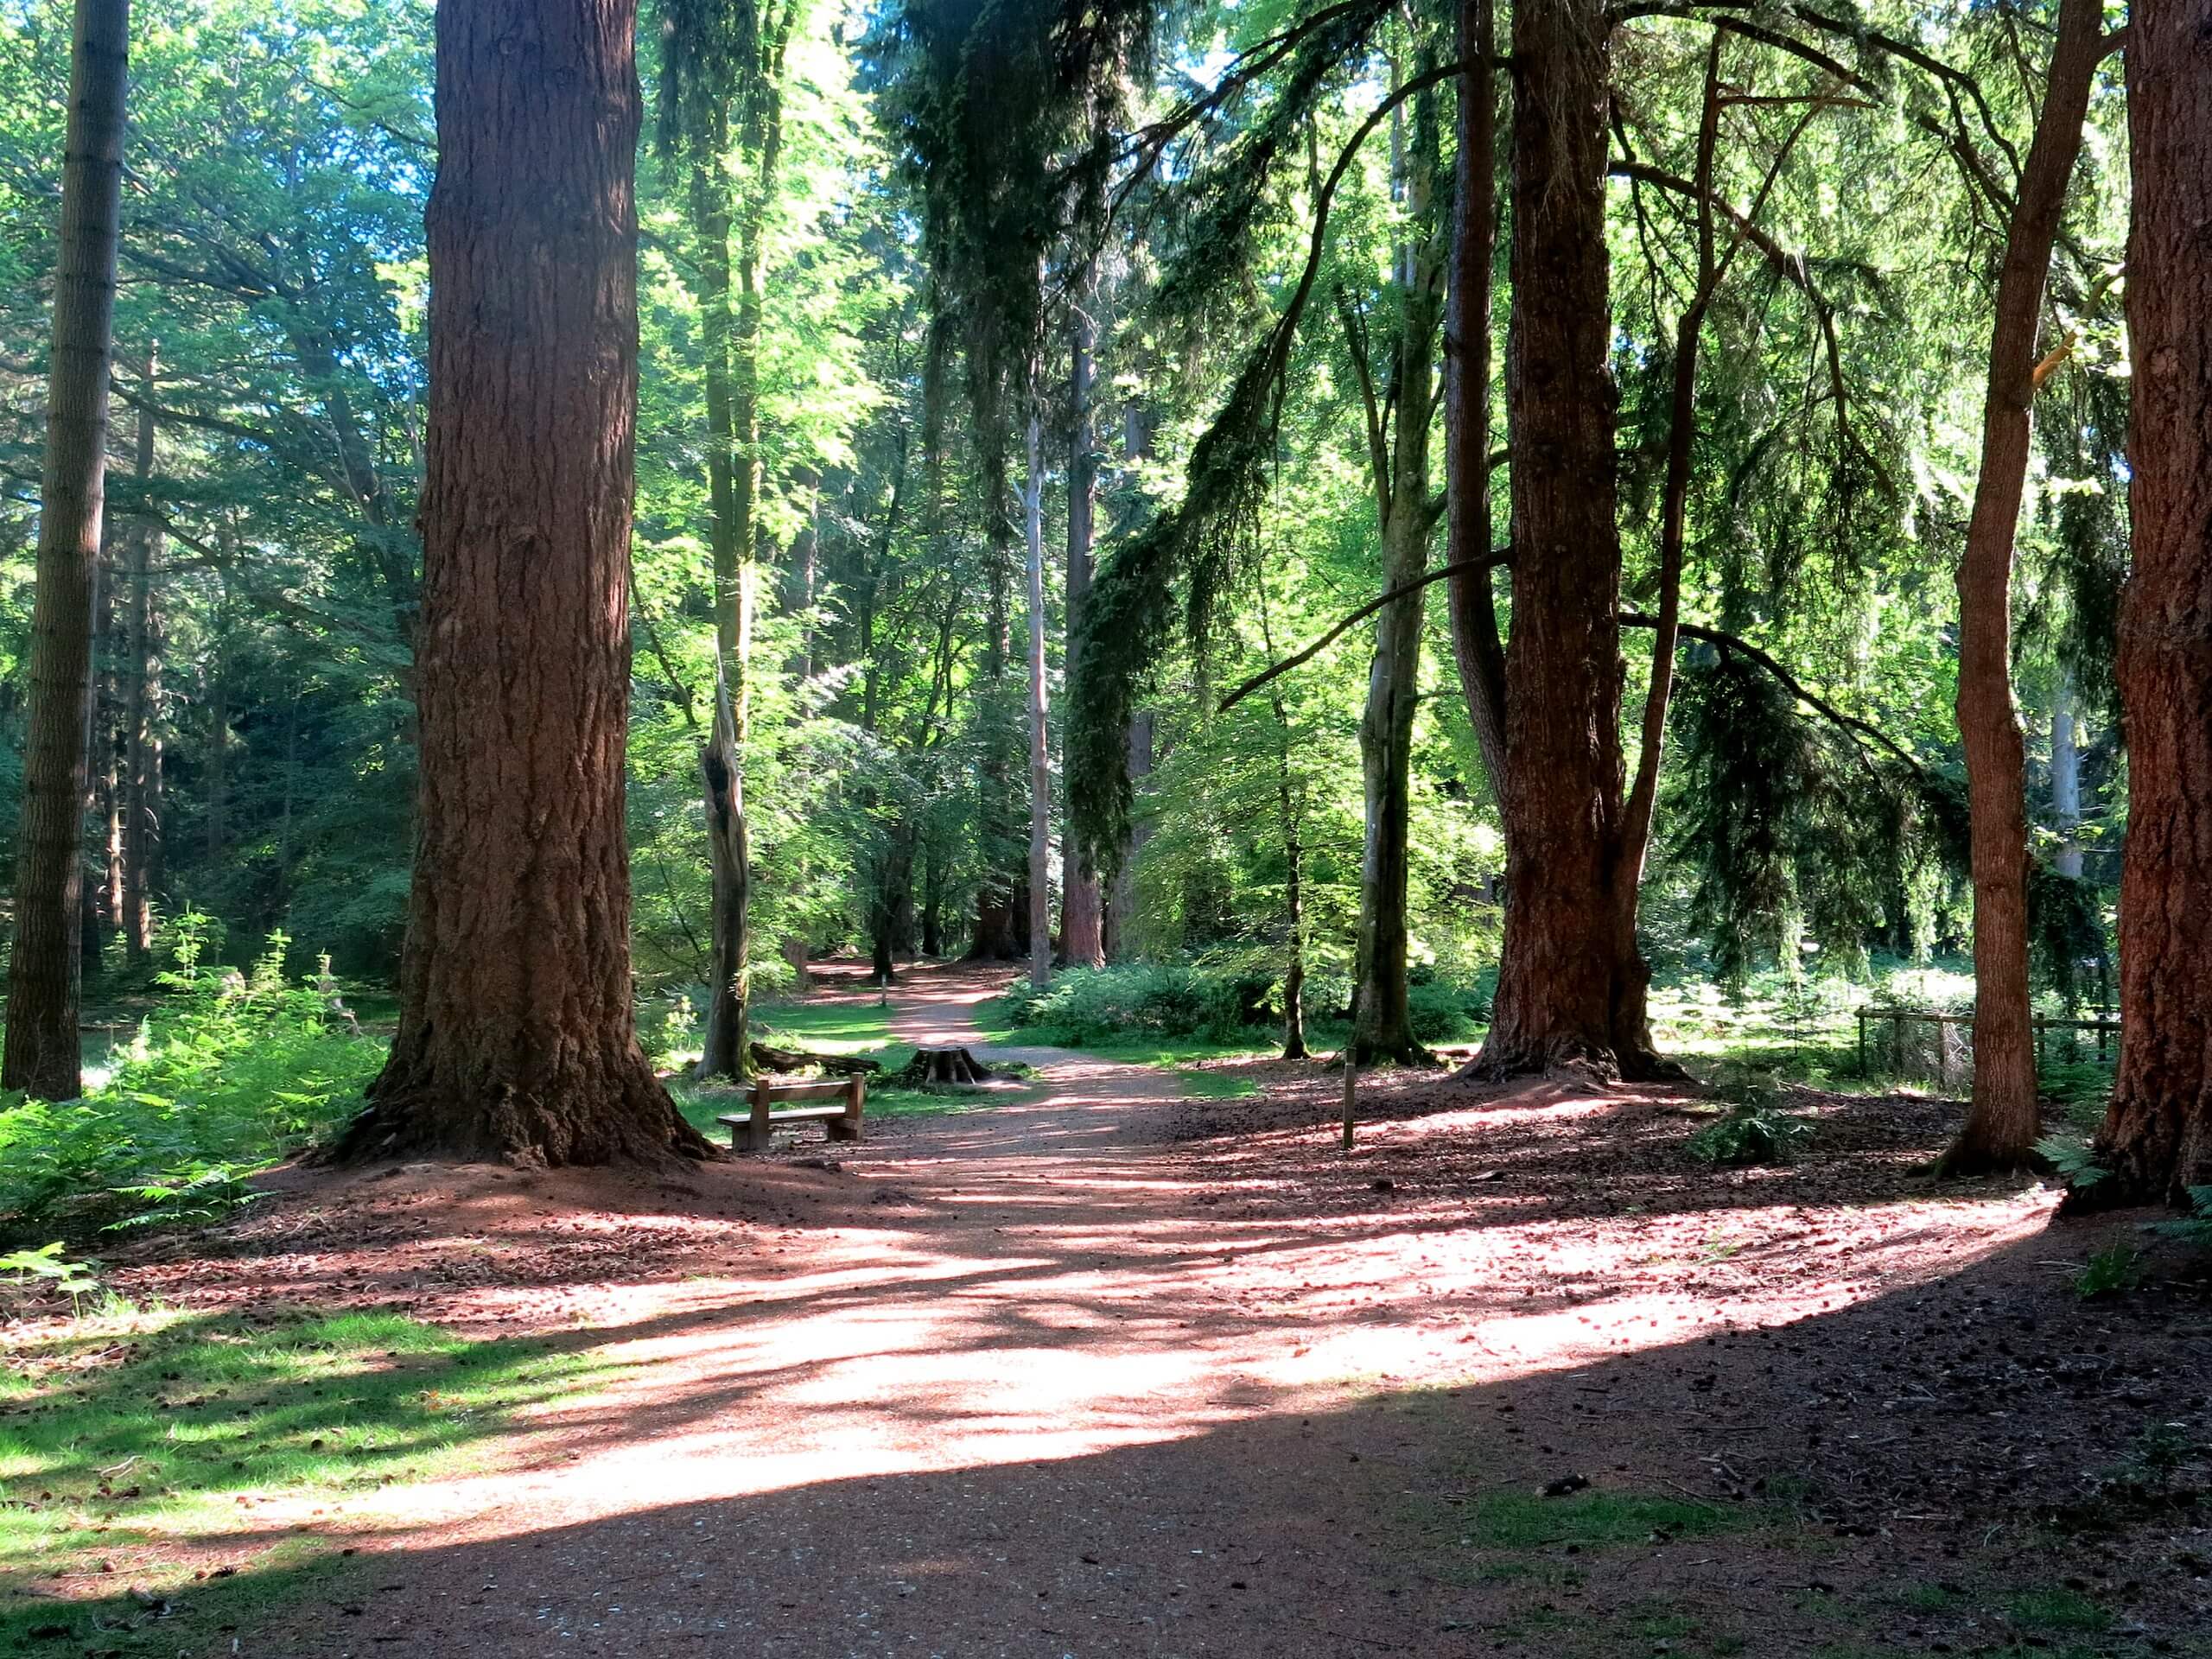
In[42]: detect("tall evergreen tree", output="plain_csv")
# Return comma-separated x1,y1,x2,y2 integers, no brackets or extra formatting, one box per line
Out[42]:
2095,0,2212,1205
3,0,130,1102
339,0,711,1165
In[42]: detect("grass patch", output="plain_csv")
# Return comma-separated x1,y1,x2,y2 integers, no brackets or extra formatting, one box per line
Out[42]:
1177,1068,1258,1100
0,1306,601,1647
1469,1489,1738,1549
2005,1586,2109,1633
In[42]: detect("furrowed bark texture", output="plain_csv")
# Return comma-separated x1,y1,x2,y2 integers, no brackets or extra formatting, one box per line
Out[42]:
1476,0,1664,1081
3,0,128,1101
1943,0,2103,1176
2094,0,2212,1205
345,0,710,1166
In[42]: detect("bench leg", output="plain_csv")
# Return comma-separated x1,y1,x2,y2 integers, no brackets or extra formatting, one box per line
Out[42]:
827,1076,863,1142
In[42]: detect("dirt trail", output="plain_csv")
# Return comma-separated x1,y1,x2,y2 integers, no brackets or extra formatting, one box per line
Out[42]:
100,964,2208,1656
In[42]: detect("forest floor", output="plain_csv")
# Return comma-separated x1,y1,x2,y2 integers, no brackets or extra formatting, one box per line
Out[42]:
5,962,2209,1658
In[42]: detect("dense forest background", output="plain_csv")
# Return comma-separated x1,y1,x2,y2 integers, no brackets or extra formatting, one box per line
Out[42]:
0,0,2164,1176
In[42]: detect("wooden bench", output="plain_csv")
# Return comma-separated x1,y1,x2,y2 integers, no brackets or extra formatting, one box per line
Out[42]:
719,1074,865,1154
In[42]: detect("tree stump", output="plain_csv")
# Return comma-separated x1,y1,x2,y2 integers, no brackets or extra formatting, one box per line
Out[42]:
895,1046,994,1087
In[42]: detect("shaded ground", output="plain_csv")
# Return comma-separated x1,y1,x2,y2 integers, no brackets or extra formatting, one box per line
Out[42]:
5,962,2209,1657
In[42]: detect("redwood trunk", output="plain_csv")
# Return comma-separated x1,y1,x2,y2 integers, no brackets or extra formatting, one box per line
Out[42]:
1474,0,1662,1080
2093,0,2212,1204
341,0,710,1166
1943,0,2103,1175
2,0,128,1101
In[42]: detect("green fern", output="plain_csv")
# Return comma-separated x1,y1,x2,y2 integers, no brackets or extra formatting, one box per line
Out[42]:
2034,1135,2111,1192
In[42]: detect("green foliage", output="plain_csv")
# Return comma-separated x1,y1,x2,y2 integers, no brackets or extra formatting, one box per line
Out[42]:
2033,1135,2111,1192
2071,1243,2140,1300
2026,863,2107,1008
0,1242,99,1308
998,962,1267,1046
1685,1084,1810,1166
2152,1186,2212,1250
0,919,383,1236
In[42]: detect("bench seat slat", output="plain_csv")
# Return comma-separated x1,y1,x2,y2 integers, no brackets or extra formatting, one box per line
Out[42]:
747,1078,852,1103
716,1106,847,1127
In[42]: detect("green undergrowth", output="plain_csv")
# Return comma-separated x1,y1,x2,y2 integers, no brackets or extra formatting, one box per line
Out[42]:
0,1305,602,1649
0,919,385,1243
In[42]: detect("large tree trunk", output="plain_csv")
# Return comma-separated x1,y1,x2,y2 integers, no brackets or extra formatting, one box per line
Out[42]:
1473,0,1664,1081
120,344,160,963
1023,407,1052,992
340,0,711,1166
2092,0,2212,1205
1943,0,2104,1175
2,0,128,1102
1444,0,1507,809
1058,290,1106,969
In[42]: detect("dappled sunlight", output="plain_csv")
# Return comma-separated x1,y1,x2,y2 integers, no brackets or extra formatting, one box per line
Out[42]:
239,983,2063,1552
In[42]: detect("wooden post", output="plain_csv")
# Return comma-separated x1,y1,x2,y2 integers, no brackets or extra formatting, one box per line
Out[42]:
1856,1011,1866,1078
1340,985,1361,1152
747,1074,772,1152
1936,1014,1949,1092
830,1073,864,1142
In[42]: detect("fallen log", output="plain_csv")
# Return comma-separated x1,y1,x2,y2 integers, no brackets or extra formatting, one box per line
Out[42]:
748,1040,881,1077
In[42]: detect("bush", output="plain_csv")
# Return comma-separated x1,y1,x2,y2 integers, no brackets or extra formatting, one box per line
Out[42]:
0,917,385,1236
1686,1103,1809,1166
1408,977,1488,1043
998,963,1254,1045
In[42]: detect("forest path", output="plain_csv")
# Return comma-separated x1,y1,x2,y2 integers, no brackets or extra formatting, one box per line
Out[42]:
197,963,2158,1659
238,966,1478,1656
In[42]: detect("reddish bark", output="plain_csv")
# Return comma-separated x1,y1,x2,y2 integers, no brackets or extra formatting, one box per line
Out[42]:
340,0,710,1166
2092,0,2212,1204
1942,0,2105,1176
1475,0,1665,1081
